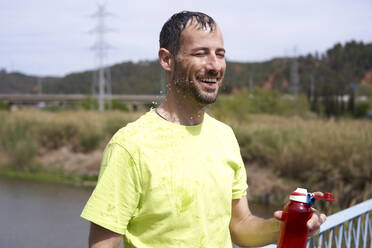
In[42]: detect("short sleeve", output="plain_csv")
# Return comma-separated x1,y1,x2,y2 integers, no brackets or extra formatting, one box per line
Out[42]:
229,129,248,200
81,142,141,235
231,156,248,199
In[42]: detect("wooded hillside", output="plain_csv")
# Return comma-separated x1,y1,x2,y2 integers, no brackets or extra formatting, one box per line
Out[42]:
1,40,371,98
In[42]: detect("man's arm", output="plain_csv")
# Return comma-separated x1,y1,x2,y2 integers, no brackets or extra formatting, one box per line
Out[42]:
229,193,327,247
229,197,280,247
88,223,122,248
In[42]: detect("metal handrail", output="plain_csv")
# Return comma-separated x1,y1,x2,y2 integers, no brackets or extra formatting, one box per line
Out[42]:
234,198,372,248
307,199,372,248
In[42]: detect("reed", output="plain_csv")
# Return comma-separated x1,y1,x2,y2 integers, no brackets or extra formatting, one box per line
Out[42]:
0,109,370,209
224,114,372,209
0,110,139,168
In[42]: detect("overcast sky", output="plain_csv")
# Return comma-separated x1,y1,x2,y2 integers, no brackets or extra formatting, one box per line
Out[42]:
1,0,372,77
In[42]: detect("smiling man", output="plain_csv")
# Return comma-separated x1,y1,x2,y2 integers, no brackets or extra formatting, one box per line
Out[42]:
81,11,326,248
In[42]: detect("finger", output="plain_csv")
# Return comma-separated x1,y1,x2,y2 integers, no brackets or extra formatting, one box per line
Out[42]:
307,218,321,237
307,212,327,237
312,191,324,197
308,226,320,237
308,211,321,229
273,210,283,220
320,213,327,224
311,208,327,224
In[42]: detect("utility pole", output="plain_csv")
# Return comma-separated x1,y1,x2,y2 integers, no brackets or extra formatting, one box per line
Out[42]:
290,47,300,95
90,4,112,111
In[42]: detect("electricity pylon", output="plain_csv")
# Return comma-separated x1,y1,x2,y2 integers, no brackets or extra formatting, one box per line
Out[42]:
90,4,112,111
290,47,300,95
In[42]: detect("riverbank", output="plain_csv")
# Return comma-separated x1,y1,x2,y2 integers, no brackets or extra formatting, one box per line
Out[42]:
0,109,371,210
0,169,95,187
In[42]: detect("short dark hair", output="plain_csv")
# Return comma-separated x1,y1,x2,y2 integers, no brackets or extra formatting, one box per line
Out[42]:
159,11,216,56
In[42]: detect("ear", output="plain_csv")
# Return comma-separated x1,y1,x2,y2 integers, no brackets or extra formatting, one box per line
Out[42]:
158,48,173,72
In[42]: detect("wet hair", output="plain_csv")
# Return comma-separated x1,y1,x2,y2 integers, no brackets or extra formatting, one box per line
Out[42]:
159,11,216,56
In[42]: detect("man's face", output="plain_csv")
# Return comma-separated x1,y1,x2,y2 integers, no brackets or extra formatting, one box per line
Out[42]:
171,22,226,105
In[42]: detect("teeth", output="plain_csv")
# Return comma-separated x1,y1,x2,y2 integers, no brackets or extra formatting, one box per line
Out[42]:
199,78,217,83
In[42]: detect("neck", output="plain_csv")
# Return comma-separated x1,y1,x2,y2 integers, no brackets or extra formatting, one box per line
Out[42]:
156,90,206,126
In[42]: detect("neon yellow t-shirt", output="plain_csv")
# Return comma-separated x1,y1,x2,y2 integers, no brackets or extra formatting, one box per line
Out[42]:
81,110,248,248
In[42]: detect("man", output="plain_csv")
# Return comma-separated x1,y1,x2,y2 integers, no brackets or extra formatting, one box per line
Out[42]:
81,11,326,248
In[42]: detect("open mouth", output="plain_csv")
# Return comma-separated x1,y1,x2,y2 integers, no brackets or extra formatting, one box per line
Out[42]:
196,77,218,84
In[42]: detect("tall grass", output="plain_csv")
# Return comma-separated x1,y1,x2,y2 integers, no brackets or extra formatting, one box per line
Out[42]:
1,108,371,209
0,110,139,169
211,89,311,122
209,90,371,209
224,114,372,209
0,117,38,169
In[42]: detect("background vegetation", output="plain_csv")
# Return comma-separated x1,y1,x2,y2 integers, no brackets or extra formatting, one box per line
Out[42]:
0,95,371,211
1,40,372,118
0,40,371,212
0,110,140,171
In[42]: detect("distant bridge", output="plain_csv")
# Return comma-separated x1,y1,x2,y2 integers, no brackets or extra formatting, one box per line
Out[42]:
0,94,164,107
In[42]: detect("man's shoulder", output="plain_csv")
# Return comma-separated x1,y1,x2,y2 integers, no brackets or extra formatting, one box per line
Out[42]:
205,113,235,135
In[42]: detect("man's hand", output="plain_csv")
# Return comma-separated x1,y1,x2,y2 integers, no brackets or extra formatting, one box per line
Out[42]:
307,207,327,236
307,191,327,237
273,191,327,237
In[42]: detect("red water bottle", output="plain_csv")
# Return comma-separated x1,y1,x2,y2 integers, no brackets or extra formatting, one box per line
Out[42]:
277,188,336,248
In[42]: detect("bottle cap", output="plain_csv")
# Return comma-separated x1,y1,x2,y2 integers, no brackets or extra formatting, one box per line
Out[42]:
312,192,337,202
289,188,308,203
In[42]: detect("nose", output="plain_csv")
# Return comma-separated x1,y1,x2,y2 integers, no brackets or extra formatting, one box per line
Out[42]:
206,53,223,73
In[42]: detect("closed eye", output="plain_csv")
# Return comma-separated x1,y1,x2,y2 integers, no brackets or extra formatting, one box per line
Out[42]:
193,52,207,57
216,49,225,58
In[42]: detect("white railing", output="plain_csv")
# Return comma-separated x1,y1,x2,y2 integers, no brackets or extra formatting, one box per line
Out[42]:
234,198,372,248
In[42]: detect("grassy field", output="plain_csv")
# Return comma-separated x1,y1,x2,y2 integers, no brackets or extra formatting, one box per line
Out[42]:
223,114,372,211
0,108,371,211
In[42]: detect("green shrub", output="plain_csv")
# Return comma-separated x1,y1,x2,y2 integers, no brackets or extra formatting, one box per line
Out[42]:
106,99,129,112
0,100,10,110
78,96,98,110
104,117,128,135
211,88,311,122
353,103,370,118
212,93,251,122
78,131,103,152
